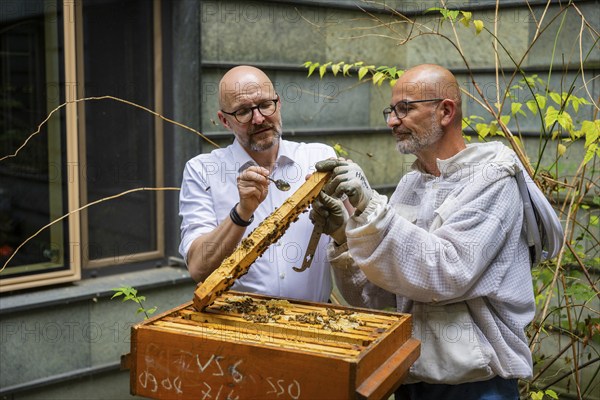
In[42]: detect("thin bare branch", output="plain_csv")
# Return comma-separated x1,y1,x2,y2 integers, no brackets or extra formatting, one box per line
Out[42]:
1,95,220,162
524,0,540,28
559,273,582,396
575,7,600,111
533,0,553,41
530,156,587,353
494,0,501,110
0,187,180,273
565,242,600,303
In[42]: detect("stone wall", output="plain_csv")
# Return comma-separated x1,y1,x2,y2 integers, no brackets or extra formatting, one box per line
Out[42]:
0,267,195,400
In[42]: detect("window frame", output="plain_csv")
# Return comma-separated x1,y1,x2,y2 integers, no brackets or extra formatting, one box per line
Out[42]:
78,0,165,270
0,0,165,292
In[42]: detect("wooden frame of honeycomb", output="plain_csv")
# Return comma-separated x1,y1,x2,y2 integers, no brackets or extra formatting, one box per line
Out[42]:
194,171,331,310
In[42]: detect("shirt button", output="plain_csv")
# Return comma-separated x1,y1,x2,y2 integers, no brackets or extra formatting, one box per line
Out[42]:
279,272,285,279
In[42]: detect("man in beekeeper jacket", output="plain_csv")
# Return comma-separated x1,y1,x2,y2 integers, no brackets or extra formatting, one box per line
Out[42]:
310,64,556,399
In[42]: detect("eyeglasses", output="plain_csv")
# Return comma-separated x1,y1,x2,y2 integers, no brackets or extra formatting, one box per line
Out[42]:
383,98,444,123
221,97,279,124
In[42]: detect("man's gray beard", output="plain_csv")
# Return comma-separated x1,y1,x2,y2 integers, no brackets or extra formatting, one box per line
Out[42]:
396,115,443,154
249,131,281,152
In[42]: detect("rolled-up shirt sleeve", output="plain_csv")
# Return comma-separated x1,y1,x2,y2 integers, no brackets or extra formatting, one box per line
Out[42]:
178,160,218,262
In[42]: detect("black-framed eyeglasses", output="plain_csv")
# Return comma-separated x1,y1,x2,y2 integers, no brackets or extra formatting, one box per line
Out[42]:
383,98,444,123
221,96,280,124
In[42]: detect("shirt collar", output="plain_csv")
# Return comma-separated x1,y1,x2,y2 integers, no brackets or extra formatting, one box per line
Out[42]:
231,139,256,172
232,138,296,172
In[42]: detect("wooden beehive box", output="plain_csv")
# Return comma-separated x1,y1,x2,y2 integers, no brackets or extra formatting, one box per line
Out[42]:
124,171,419,399
126,291,419,400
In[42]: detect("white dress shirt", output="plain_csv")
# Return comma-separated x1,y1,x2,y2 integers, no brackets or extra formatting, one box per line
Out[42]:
179,139,336,302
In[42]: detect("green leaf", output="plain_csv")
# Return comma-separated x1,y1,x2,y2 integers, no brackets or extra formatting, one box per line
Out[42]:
571,97,580,113
476,123,490,138
499,115,511,126
544,106,559,128
549,92,562,106
579,97,591,105
331,62,341,76
372,71,386,86
511,102,522,116
526,99,539,115
112,286,133,297
342,63,352,76
319,64,327,79
124,294,135,302
136,307,145,314
111,292,123,299
582,120,599,148
118,287,135,297
535,94,547,110
523,76,537,88
147,306,158,315
583,143,597,165
489,123,498,136
556,111,573,131
557,143,567,156
358,66,369,80
460,11,472,27
447,10,460,21
530,391,544,400
333,143,348,157
307,62,319,77
545,389,559,400
513,136,523,148
461,118,470,130
473,20,484,34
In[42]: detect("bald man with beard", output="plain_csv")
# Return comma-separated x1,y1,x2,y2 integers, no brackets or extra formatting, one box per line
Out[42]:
310,64,539,399
179,66,336,302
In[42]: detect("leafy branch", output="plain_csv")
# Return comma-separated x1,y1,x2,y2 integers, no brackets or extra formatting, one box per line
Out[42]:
301,1,600,398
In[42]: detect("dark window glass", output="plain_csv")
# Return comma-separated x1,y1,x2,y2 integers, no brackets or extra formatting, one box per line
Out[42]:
82,0,156,264
0,1,69,278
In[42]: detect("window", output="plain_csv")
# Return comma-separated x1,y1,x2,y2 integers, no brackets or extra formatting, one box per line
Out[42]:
79,0,163,268
0,0,164,292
